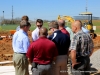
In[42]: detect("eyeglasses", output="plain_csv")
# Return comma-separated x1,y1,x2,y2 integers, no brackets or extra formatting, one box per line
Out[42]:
37,25,42,27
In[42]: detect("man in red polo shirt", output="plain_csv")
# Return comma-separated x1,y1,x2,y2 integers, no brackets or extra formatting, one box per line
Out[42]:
27,27,58,75
58,19,70,37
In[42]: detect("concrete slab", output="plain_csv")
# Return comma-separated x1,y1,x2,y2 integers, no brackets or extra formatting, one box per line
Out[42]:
0,61,13,65
0,65,32,75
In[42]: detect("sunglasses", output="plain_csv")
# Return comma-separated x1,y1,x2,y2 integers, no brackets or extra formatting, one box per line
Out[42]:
37,25,42,27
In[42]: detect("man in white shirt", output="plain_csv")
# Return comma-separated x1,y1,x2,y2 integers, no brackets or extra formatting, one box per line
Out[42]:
32,19,43,41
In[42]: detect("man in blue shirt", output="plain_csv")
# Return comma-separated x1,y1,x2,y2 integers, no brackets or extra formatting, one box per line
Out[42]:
12,20,31,75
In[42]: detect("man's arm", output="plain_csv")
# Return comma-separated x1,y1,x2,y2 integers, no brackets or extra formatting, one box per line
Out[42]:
52,44,58,64
69,35,81,67
71,50,80,67
23,37,30,53
26,43,34,64
70,50,76,66
89,48,94,57
88,34,94,57
32,30,37,41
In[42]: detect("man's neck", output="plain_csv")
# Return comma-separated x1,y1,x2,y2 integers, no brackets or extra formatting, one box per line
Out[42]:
75,29,81,33
59,27,64,30
39,35,47,38
53,29,59,32
20,28,27,33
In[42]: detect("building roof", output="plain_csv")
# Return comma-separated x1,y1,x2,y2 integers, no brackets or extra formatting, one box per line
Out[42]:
79,12,92,15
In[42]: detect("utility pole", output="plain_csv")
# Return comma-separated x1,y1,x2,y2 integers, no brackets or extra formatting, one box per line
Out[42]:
12,6,14,24
3,11,4,21
2,11,4,24
86,0,88,12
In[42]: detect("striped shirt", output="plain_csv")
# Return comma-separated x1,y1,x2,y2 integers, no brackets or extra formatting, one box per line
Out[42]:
69,30,94,57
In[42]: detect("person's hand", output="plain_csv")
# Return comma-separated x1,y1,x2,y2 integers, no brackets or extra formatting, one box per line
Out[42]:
72,62,80,68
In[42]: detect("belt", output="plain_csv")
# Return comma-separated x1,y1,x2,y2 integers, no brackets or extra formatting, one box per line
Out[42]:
76,56,89,58
14,52,26,55
31,62,50,69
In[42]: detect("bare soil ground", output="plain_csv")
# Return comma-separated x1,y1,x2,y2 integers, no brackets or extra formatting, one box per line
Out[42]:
0,31,100,62
0,31,32,62
0,32,100,75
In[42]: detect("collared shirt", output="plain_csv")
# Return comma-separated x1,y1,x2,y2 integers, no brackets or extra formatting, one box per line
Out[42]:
32,27,39,41
48,30,70,55
82,27,90,34
60,28,70,36
16,26,20,31
69,30,94,57
27,37,58,64
12,29,30,53
65,26,74,40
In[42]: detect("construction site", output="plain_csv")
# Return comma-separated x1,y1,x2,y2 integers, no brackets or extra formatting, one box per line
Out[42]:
0,29,100,75
0,0,100,75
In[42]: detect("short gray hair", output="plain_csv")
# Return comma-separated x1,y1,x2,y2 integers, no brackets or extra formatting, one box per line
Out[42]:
20,20,31,28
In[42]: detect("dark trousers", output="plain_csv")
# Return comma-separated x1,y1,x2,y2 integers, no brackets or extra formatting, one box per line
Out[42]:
72,56,90,75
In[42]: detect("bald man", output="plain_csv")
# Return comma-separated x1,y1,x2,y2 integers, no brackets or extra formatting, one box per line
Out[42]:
27,27,58,75
69,20,94,75
58,19,70,36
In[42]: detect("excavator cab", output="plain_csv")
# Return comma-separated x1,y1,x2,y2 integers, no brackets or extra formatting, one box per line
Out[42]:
79,12,93,30
79,12,96,38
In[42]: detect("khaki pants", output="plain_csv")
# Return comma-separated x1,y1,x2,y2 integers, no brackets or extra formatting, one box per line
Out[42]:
50,55,68,75
13,53,29,75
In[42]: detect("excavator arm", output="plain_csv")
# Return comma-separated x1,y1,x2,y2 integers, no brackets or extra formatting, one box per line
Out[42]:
57,15,75,23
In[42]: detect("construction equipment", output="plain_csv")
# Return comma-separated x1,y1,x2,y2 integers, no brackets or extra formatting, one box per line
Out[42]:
79,12,96,38
57,15,75,23
57,14,96,39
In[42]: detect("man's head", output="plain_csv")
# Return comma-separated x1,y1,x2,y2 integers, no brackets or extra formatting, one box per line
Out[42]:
36,19,43,29
39,27,48,37
21,15,29,21
57,19,65,27
48,21,59,32
71,20,82,33
20,20,31,32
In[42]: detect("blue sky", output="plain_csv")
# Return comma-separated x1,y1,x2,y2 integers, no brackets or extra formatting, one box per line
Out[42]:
0,0,100,20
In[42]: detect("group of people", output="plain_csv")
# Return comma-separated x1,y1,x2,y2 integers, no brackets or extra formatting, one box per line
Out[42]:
12,15,94,75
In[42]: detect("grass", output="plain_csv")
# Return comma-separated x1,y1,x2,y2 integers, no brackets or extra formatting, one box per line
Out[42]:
0,23,49,31
0,20,100,34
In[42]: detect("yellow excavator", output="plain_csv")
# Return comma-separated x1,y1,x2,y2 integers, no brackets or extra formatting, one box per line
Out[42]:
79,12,93,30
79,12,97,38
57,14,96,39
57,15,75,23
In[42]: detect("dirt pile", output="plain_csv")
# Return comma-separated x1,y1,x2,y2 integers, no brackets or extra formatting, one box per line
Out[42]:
0,39,13,61
93,36,100,52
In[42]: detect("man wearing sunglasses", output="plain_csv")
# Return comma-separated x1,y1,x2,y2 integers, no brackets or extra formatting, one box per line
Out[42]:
32,19,43,41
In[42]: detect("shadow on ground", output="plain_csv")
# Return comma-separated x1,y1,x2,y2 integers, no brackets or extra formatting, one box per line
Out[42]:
90,68,100,75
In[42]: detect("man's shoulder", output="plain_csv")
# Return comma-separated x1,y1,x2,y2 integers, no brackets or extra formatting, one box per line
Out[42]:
45,39,56,47
32,28,39,32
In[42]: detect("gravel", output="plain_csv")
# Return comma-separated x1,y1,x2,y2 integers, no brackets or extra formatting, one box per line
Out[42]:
90,49,100,70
